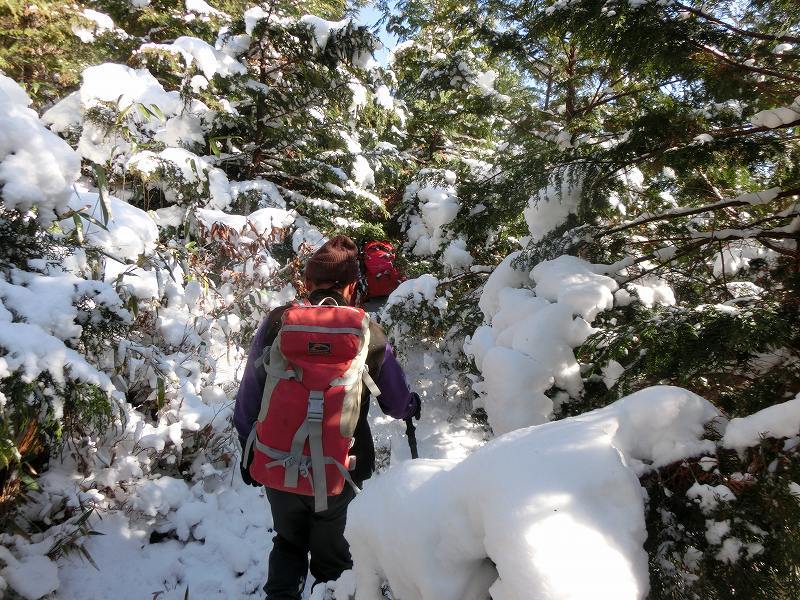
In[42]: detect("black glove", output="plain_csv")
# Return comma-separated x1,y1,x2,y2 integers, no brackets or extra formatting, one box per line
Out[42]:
410,392,421,421
239,436,260,487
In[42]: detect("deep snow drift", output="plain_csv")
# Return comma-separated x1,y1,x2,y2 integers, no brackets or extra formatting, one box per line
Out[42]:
346,386,719,600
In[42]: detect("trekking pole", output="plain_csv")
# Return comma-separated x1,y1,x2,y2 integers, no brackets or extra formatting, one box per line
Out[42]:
405,417,419,459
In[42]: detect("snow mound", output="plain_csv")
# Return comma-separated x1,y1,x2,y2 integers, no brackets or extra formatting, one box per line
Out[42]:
347,386,718,600
404,170,460,256
531,254,618,322
0,547,59,600
467,254,619,433
0,74,81,222
139,36,247,80
63,189,159,260
722,393,800,453
524,171,584,242
127,148,232,209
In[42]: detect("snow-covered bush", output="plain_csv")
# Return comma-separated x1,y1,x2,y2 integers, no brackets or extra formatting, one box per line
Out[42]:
0,76,128,516
0,0,406,595
347,386,719,600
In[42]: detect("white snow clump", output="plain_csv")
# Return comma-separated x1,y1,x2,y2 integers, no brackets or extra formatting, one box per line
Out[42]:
0,74,81,222
347,386,718,600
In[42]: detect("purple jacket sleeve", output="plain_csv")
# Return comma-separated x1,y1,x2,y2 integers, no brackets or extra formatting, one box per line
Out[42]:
233,318,272,442
375,344,419,420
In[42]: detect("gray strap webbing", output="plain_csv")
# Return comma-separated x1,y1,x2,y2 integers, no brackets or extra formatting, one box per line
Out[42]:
255,440,361,508
330,368,362,388
363,368,380,398
284,420,309,488
257,345,271,371
265,363,297,380
242,425,257,470
307,390,328,512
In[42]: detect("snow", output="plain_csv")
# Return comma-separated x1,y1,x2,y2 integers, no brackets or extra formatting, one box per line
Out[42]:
468,292,596,432
351,154,375,188
243,5,272,35
686,483,736,514
626,276,676,308
524,170,583,242
195,206,295,242
374,84,394,109
750,97,800,129
477,252,530,319
737,187,780,206
0,321,113,388
442,239,475,273
185,0,227,18
156,114,206,148
713,240,771,276
300,15,350,51
62,63,198,163
405,170,461,256
139,37,247,80
63,189,159,260
602,359,625,389
347,386,717,600
127,148,232,209
722,393,800,453
72,9,116,43
531,255,618,322
0,547,59,600
467,253,637,433
230,179,286,208
80,63,182,114
385,274,440,309
0,74,81,222
41,91,81,133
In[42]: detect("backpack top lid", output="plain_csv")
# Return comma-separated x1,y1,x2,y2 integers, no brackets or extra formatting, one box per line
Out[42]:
364,240,395,255
278,302,369,389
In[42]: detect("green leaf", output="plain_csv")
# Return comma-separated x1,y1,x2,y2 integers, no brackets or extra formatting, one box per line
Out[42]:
156,377,166,409
72,213,85,244
210,137,222,158
92,164,112,227
79,545,100,571
135,103,154,120
149,104,166,121
76,210,109,232
127,294,139,318
115,103,134,127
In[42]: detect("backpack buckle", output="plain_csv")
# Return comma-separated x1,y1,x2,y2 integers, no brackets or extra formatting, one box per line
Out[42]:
308,391,324,421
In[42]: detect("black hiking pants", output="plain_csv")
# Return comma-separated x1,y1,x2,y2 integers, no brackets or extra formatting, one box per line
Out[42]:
264,486,356,599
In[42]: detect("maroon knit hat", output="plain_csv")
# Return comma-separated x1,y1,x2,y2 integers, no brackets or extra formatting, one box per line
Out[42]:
304,235,360,284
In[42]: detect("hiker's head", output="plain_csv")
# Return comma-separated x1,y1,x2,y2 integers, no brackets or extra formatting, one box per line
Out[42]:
304,235,360,305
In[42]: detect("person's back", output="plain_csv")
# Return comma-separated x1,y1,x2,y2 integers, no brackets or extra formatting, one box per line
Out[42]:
233,235,420,598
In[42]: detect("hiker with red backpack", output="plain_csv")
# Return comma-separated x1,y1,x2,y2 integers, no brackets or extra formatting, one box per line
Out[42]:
234,235,421,599
361,240,405,300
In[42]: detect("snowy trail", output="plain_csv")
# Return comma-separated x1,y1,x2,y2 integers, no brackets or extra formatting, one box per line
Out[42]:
54,323,484,599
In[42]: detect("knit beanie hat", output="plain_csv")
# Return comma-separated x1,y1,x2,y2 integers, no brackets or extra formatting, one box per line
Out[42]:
304,235,360,284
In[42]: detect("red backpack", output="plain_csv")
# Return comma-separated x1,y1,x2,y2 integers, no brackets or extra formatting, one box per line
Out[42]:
245,299,379,511
362,240,404,299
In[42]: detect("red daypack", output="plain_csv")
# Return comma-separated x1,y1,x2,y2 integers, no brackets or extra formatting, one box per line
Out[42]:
362,240,404,299
246,300,379,511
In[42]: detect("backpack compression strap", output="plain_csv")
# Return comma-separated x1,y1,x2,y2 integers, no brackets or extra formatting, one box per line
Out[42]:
254,366,378,512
